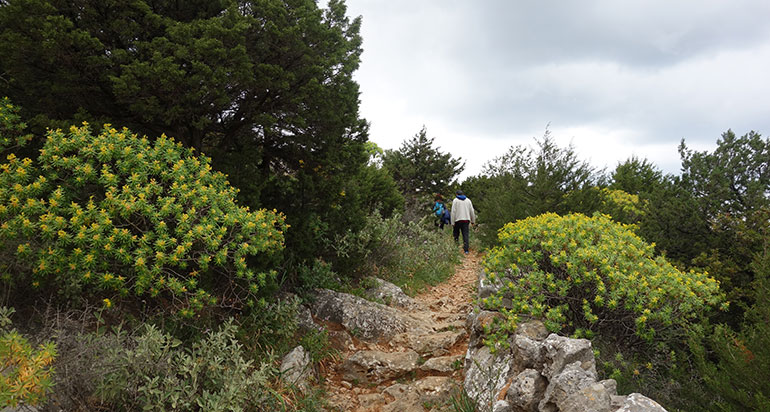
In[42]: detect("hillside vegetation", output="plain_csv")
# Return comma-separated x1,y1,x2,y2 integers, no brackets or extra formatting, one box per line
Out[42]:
1,1,769,411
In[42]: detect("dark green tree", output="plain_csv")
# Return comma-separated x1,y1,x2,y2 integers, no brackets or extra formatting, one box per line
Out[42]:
610,156,664,195
382,126,464,202
677,131,770,312
468,128,597,246
687,241,770,411
0,0,372,266
679,130,770,224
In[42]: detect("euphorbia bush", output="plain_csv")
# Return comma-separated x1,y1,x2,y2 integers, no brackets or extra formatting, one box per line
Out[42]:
0,108,286,316
482,212,725,345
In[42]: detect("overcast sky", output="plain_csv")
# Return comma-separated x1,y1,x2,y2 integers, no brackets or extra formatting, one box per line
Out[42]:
338,0,770,179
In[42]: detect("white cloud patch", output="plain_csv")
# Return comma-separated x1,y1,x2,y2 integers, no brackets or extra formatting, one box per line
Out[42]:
341,0,770,177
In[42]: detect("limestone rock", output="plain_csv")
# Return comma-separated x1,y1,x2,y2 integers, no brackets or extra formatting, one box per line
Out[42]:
493,399,513,412
478,270,506,300
394,329,466,356
560,382,613,412
366,278,420,310
280,346,314,393
515,320,550,341
466,309,505,348
616,393,669,412
412,376,456,403
296,304,323,334
382,376,456,412
357,393,386,410
327,329,354,351
539,361,596,412
505,368,546,412
341,350,419,385
512,334,545,373
464,345,515,412
542,334,597,379
600,378,618,396
420,354,463,374
310,288,429,341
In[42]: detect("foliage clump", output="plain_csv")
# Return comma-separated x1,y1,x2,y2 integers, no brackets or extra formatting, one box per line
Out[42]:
463,129,597,247
331,211,460,295
97,321,272,411
0,307,56,407
0,114,286,316
482,212,724,345
0,97,33,151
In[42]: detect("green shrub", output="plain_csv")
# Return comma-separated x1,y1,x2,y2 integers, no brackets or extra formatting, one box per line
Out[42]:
332,212,460,295
0,97,33,152
97,320,273,411
0,114,286,316
686,248,770,411
482,212,725,346
569,187,646,225
0,307,56,407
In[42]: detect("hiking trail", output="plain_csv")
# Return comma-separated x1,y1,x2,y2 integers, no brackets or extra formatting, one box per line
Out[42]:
319,252,482,411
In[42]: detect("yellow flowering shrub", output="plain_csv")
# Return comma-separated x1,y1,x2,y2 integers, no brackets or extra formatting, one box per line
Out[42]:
0,97,33,151
482,212,725,345
0,109,286,316
597,187,646,225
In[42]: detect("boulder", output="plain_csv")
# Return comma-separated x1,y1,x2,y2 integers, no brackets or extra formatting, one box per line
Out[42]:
382,376,456,412
464,345,516,412
560,382,613,412
539,361,596,412
542,334,597,379
493,399,512,412
466,309,505,348
280,346,315,393
310,288,429,341
511,334,545,373
341,350,420,385
505,368,547,412
515,320,550,341
616,393,669,412
393,329,466,356
357,393,386,410
478,270,506,300
296,304,323,334
366,278,421,310
420,354,463,374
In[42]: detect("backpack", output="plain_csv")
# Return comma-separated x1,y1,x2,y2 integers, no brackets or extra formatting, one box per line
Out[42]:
434,201,445,217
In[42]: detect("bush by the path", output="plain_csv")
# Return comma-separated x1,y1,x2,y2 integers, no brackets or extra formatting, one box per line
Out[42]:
482,212,725,346
331,212,461,296
0,106,286,316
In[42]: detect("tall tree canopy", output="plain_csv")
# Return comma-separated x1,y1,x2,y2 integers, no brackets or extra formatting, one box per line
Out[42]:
381,126,464,200
0,0,374,264
610,156,663,195
465,129,597,246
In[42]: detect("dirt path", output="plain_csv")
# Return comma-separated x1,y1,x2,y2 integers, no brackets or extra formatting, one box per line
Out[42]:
321,252,482,411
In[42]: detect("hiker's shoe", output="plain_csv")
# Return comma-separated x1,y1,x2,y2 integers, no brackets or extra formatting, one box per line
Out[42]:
464,251,469,255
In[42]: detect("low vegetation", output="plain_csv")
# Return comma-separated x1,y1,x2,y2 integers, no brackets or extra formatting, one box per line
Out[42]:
482,212,724,345
0,1,769,410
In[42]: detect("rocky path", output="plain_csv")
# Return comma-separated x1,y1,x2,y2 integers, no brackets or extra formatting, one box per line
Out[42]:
318,252,482,412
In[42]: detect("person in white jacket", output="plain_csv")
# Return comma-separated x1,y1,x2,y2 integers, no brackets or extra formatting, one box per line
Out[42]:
450,190,476,254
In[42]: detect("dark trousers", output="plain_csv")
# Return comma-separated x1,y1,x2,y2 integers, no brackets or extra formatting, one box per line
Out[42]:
453,220,470,252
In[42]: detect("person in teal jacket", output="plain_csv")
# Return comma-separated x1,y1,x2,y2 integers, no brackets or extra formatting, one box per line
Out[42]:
432,194,450,229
